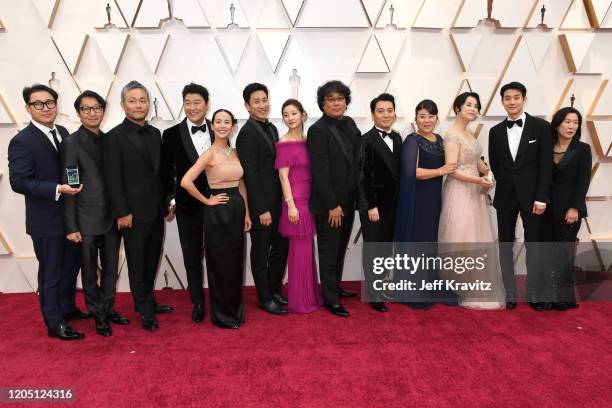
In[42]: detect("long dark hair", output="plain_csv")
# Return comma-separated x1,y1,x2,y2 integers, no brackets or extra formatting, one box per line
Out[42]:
551,107,582,142
211,109,236,147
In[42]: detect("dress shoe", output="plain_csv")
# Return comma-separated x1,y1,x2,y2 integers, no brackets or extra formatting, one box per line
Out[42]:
108,310,130,325
192,305,205,323
562,302,579,309
370,302,387,312
338,287,357,298
406,302,433,310
272,293,288,305
259,300,288,315
48,323,85,340
550,302,567,311
324,303,350,317
529,302,550,311
64,307,92,320
154,304,174,314
506,301,518,310
95,319,112,337
141,316,159,332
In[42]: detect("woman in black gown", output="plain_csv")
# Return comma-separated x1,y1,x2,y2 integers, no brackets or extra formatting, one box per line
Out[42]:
181,109,252,328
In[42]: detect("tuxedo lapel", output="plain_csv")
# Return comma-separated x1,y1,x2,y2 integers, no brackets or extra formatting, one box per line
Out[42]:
513,114,534,169
247,118,275,156
30,123,59,157
370,128,397,180
497,124,515,166
327,121,350,161
151,127,161,173
179,119,199,164
77,128,102,170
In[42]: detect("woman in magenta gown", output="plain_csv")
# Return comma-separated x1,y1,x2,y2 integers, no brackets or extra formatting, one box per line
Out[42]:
275,99,323,313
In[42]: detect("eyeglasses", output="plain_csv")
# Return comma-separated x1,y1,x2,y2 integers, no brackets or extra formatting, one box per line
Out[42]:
324,96,346,103
79,105,103,114
28,100,57,110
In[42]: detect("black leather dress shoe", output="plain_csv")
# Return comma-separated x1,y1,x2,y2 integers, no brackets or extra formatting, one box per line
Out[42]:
370,302,387,312
192,305,205,323
506,301,517,310
65,308,92,320
529,302,549,311
325,303,350,317
260,300,288,315
95,319,112,337
550,302,567,311
338,287,357,298
108,310,130,325
154,304,174,314
48,323,85,340
272,293,288,305
141,316,159,331
561,301,579,309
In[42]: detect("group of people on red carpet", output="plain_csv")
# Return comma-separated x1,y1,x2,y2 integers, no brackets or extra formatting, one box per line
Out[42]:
8,78,591,340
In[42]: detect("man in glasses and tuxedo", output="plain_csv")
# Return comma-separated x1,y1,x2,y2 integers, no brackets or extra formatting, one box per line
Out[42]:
8,84,84,340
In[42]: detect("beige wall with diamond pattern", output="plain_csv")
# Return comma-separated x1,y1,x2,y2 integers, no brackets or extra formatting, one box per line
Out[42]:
1,0,611,293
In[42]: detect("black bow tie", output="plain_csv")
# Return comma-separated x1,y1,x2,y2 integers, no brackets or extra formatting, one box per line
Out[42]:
191,124,207,134
506,118,523,129
379,130,391,139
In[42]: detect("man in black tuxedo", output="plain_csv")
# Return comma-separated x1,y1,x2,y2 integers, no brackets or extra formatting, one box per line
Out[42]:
61,90,130,337
161,83,214,323
8,84,84,340
236,83,288,315
358,94,402,313
103,81,173,332
308,80,362,317
488,82,553,310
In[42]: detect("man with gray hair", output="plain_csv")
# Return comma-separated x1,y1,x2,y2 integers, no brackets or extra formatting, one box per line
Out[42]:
103,81,173,332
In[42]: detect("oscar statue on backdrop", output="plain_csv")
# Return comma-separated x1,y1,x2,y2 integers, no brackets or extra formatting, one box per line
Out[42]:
386,3,397,29
570,93,576,108
537,4,549,29
227,3,239,29
102,2,116,29
150,97,162,124
163,271,172,290
289,69,301,99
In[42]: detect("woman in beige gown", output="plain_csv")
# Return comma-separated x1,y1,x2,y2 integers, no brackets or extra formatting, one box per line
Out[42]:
438,92,505,310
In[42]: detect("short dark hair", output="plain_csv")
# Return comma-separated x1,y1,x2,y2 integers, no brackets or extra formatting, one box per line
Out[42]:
242,83,269,104
23,84,58,104
73,90,106,112
551,107,583,142
316,80,351,111
370,93,395,113
415,99,438,116
182,82,209,103
453,92,481,114
500,81,527,99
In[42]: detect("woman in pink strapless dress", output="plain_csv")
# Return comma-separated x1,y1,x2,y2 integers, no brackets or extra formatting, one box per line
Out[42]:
275,99,323,313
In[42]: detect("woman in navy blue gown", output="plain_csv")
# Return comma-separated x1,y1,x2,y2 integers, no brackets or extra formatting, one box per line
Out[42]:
395,100,457,308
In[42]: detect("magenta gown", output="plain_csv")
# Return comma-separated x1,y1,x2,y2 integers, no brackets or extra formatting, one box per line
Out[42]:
275,140,323,313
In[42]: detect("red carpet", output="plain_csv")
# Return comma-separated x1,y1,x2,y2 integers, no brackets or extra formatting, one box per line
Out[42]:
1,282,611,407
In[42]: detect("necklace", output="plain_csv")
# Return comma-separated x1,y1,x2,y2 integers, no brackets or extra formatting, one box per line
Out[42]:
215,146,232,158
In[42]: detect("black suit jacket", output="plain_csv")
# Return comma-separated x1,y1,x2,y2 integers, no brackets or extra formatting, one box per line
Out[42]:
60,125,113,235
549,139,591,220
161,118,214,219
236,117,281,218
488,113,553,212
307,114,362,215
8,122,69,237
103,118,167,224
358,127,402,217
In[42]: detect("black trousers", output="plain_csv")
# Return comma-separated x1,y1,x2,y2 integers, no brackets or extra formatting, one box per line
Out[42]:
80,227,121,320
176,211,205,307
31,236,81,330
204,187,245,328
249,206,288,305
360,209,395,302
496,207,543,302
121,217,164,318
541,213,581,303
315,193,356,306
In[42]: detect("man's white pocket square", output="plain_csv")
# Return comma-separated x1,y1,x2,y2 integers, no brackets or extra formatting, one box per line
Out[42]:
528,140,537,144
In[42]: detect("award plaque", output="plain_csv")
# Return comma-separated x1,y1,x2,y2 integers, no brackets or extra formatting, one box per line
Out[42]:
66,166,80,188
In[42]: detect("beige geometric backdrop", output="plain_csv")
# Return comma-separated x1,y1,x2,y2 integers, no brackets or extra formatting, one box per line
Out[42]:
0,0,611,293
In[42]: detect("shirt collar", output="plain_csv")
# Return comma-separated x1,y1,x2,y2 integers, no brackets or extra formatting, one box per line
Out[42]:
122,117,150,133
79,124,103,139
186,118,208,133
31,120,57,136
375,126,392,134
506,111,526,124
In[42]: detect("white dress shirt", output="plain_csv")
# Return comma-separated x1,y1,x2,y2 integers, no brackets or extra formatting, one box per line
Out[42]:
506,111,526,162
375,126,394,152
31,120,61,201
186,118,212,156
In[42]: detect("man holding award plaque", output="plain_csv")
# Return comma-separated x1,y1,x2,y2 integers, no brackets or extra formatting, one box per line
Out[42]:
8,84,84,340
60,90,130,337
